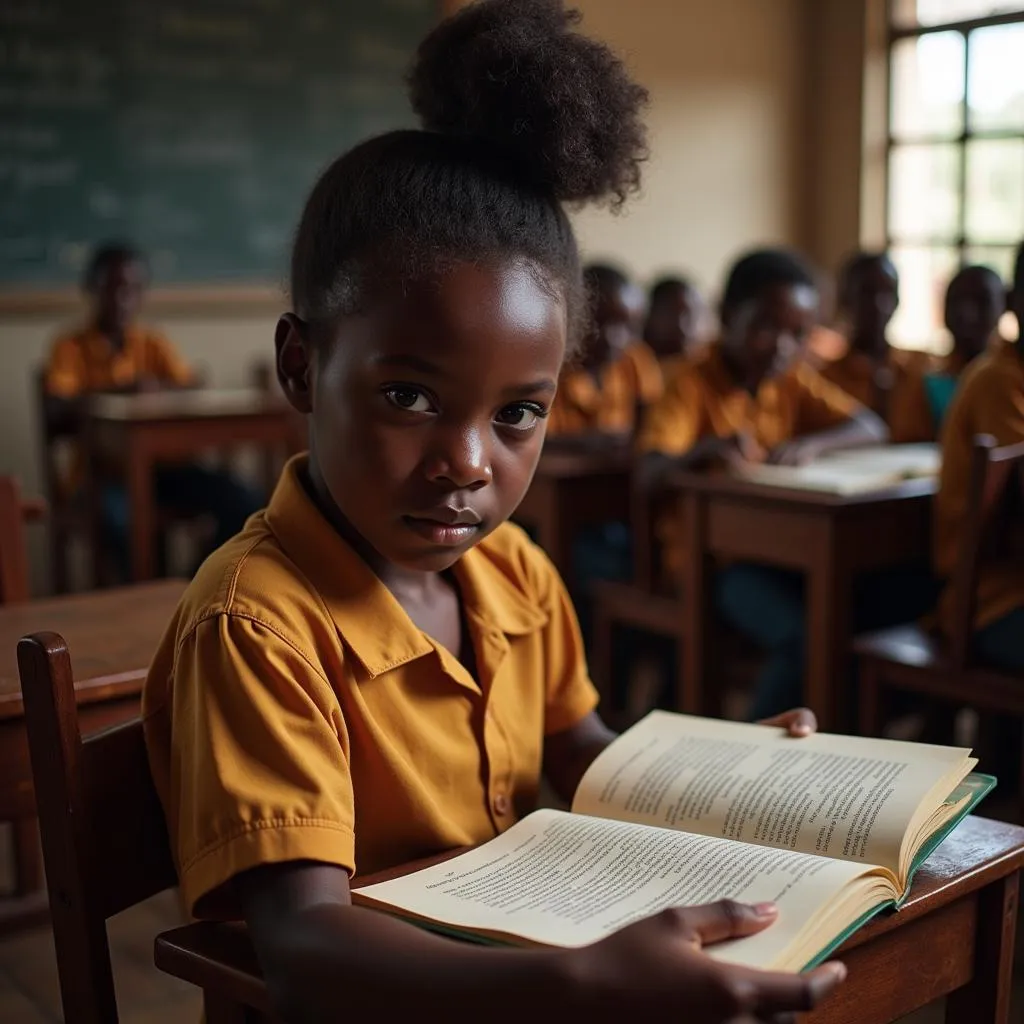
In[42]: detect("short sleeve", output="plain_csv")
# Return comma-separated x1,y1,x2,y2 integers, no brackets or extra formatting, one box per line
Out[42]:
44,337,87,398
793,364,861,434
513,540,599,735
146,331,196,386
151,613,355,918
636,362,704,456
626,342,665,404
973,368,1024,443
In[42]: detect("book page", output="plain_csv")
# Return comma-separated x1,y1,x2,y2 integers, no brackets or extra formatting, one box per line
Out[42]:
572,713,972,873
731,461,907,494
353,808,875,969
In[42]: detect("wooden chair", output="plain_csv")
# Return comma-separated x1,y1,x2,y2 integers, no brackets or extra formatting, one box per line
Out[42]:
0,476,33,605
856,435,1024,807
36,369,94,592
589,481,691,725
18,631,268,1023
0,475,50,918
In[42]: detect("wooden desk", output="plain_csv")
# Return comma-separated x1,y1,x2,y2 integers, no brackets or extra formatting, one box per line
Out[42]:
0,579,185,931
669,471,936,730
513,446,632,582
86,389,304,582
154,815,1023,1024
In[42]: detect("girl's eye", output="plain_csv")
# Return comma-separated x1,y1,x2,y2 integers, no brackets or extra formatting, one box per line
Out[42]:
384,386,434,414
495,403,546,432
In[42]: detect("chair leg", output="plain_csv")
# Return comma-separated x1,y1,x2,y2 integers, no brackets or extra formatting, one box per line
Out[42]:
590,597,614,717
204,992,258,1023
11,820,43,895
858,657,884,737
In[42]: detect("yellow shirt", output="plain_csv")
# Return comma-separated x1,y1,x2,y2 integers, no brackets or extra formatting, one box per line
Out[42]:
637,345,860,577
819,347,937,444
142,456,598,918
548,341,664,436
44,324,195,398
935,343,1024,634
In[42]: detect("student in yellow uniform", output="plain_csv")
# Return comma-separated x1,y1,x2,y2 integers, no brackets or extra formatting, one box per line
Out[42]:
816,251,940,443
547,264,663,439
44,243,262,574
643,276,705,363
638,249,943,720
891,264,1007,443
934,247,1024,672
141,4,844,1020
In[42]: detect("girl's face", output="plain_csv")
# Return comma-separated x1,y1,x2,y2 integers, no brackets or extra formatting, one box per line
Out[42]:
280,260,566,574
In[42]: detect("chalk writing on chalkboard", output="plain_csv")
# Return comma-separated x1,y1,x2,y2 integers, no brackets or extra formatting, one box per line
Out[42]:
0,0,437,289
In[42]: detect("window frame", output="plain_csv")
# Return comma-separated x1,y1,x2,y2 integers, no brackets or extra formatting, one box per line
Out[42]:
886,4,1024,257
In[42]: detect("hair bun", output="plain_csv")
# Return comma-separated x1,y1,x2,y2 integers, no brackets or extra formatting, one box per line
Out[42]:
409,0,648,207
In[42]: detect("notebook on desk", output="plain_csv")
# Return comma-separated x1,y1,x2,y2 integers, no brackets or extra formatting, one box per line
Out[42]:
732,443,940,495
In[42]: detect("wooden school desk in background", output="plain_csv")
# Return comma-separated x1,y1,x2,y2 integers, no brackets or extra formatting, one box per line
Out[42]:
513,445,632,584
84,389,305,582
151,814,1024,1024
668,470,936,731
0,579,185,932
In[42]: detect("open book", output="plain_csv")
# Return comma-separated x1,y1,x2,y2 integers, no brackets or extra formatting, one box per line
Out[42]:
354,712,992,971
732,443,941,495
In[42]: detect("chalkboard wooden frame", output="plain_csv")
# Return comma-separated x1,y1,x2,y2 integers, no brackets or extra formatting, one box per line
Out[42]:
0,1,455,315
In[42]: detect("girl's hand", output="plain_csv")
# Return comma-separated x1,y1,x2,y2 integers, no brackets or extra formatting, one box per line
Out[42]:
568,900,845,1020
757,707,817,737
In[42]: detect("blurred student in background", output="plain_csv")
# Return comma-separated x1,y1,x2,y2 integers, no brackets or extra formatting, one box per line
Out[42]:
643,276,704,363
933,246,1024,673
547,263,663,440
44,242,264,575
638,248,933,720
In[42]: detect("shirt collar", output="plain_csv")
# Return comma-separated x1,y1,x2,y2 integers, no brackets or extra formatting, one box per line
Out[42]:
264,457,546,678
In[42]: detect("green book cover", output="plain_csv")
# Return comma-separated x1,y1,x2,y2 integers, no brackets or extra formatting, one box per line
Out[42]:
802,772,996,969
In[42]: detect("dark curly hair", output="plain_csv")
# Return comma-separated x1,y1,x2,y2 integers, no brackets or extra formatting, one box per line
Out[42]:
1014,239,1024,294
83,241,147,292
290,0,648,354
721,249,817,312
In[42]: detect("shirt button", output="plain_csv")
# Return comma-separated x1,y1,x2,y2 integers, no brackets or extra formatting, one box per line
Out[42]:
493,793,509,815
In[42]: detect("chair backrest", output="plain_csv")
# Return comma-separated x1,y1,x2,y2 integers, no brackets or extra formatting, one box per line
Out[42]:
18,631,177,1024
0,476,32,604
949,435,1024,670
35,367,85,502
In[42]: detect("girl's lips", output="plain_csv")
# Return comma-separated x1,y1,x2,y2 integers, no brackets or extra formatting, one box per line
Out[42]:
401,516,481,546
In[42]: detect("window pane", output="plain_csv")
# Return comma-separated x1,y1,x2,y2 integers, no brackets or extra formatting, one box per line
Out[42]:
964,245,1016,279
889,144,962,239
890,33,965,139
889,247,960,350
965,139,1024,241
892,1,1024,27
967,24,1024,130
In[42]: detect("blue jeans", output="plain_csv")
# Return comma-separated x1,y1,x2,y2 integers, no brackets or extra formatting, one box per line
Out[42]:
976,606,1024,672
101,463,263,576
715,562,941,720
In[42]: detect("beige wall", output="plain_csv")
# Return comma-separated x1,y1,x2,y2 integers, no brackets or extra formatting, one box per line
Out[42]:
570,0,812,292
0,0,870,591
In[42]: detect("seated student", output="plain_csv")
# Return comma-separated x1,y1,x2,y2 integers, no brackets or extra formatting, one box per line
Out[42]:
638,248,898,719
643,276,704,362
141,5,844,1020
934,247,1024,672
817,251,937,442
547,263,663,439
44,242,263,574
898,264,1007,439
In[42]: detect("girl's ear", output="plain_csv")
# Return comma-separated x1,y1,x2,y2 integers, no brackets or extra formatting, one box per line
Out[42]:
275,313,314,415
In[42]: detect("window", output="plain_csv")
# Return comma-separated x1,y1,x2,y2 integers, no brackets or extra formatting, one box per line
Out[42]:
887,1,1024,348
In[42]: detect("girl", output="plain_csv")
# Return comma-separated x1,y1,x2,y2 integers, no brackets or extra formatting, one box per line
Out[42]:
143,2,844,1020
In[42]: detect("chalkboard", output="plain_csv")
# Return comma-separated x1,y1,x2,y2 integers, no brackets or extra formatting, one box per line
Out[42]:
0,0,438,290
